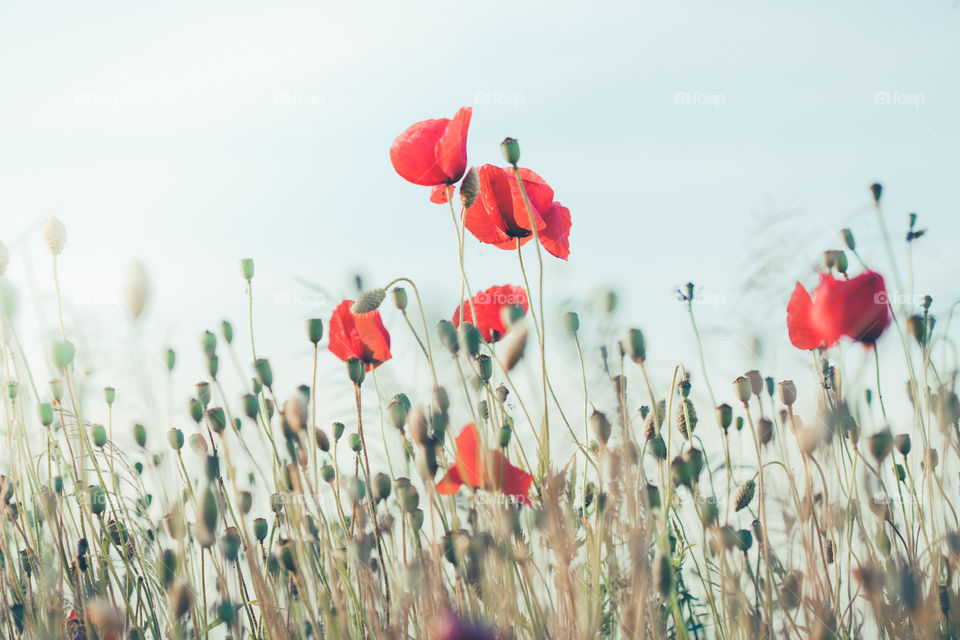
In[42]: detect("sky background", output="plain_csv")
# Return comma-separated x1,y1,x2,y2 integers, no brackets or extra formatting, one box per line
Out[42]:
2,1,959,455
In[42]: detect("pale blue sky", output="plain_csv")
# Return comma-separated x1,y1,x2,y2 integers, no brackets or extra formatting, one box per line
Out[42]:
2,1,959,439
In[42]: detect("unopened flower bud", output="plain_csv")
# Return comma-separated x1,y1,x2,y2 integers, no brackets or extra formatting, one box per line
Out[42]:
165,348,176,372
351,288,386,314
307,318,323,344
590,409,612,445
91,424,107,448
460,167,479,208
437,319,459,355
458,322,481,357
840,228,856,251
734,479,755,511
391,287,408,311
869,182,882,204
894,433,911,455
499,425,512,448
477,354,493,382
42,217,67,255
240,258,254,281
39,403,54,427
563,311,579,334
500,137,520,166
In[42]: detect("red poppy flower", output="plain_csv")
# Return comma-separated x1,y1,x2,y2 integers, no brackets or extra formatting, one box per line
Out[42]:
390,107,472,186
436,423,533,505
328,300,392,370
431,610,500,640
463,165,571,260
451,285,528,342
787,270,890,350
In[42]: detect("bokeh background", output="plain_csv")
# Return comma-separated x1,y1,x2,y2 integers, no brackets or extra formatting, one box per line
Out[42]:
2,1,959,447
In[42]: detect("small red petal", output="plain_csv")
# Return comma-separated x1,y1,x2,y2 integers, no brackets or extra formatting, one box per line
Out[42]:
436,465,464,495
430,185,450,204
787,283,821,350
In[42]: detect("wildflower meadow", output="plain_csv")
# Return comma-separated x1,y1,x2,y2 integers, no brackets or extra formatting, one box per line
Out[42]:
0,103,958,640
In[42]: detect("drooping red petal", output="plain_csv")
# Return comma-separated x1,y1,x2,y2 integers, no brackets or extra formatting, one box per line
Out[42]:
435,107,472,184
328,300,392,370
430,184,450,204
464,165,535,247
389,118,454,186
453,423,483,488
514,168,555,215
809,274,845,348
436,464,464,495
837,270,890,344
787,283,821,350
537,202,571,260
452,285,529,342
497,455,534,505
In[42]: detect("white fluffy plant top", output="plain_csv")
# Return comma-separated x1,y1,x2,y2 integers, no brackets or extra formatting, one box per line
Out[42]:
42,216,67,256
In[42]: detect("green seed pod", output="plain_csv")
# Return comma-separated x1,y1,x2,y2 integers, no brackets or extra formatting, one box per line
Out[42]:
88,486,106,516
412,508,425,530
103,386,116,405
700,497,719,526
840,228,856,251
348,433,363,453
254,359,273,389
477,399,489,421
133,423,147,447
207,407,226,434
333,422,345,440
207,355,219,379
716,403,733,431
734,479,756,512
217,601,237,626
188,399,203,423
457,322,481,358
733,376,752,405
219,320,233,344
346,357,366,386
653,555,672,596
240,258,255,281
91,424,107,448
495,384,509,404
165,348,176,372
433,386,450,412
894,433,911,455
201,487,219,536
624,329,645,363
500,137,521,165
201,331,217,358
242,394,259,420
499,425,512,448
869,182,882,204
869,427,893,461
388,400,408,431
894,463,906,482
251,377,262,395
159,549,178,587
477,354,493,382
206,455,220,482
391,287,408,311
239,491,253,515
277,539,297,573
307,318,323,344
757,417,773,446
373,473,392,501
437,319,459,355
167,428,184,451
49,378,64,402
649,435,667,460
253,518,269,543
320,464,336,483
38,403,54,427
52,341,75,369
221,527,242,562
562,311,579,334
645,484,661,509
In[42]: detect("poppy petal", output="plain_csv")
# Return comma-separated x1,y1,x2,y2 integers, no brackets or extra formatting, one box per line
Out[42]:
435,107,472,184
787,283,821,350
537,202,571,260
436,465,464,495
453,423,483,488
430,185,450,204
390,118,453,186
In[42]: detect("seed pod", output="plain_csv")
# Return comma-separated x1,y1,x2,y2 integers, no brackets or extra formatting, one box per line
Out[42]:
746,370,763,396
644,400,666,439
320,464,335,483
778,380,797,406
91,424,107,448
590,410,612,445
437,320,459,355
653,555,672,596
387,400,408,432
733,376,752,405
757,417,773,446
624,329,646,363
734,479,756,512
458,322,481,358
221,527,242,562
254,359,273,389
391,287,408,311
133,423,146,447
167,428,184,451
716,403,733,431
351,288,386,314
346,357,365,385
502,327,527,371
840,228,856,251
676,398,698,441
868,427,893,461
500,137,520,165
563,311,580,334
307,318,324,344
373,473,392,501
315,428,330,452
894,433,911,455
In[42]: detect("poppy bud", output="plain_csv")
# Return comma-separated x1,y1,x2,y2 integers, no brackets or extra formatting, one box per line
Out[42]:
91,424,107,448
758,418,773,446
894,433,911,455
165,348,176,372
437,319,459,355
499,425,512,448
822,250,841,270
53,341,75,369
778,380,797,406
238,491,253,514
835,251,848,274
458,322,481,357
677,399,697,440
735,416,744,431
352,288,386,314
196,381,211,407
733,376,752,405
649,435,667,460
645,484,661,509
734,479,755,512
716,403,733,431
746,370,763,396
460,167,480,208
201,331,217,359
620,328,645,363
320,464,336,483
103,386,116,405
346,357,366,385
477,354,493,382
188,399,203,423
869,182,882,204
241,394,258,420
373,473,392,501
39,403,54,427
923,447,938,471
500,137,520,166
653,555,672,596
167,428,184,451
207,407,226,434
562,311,580,335
188,434,207,456
254,359,273,389
277,539,297,574
307,318,323,344
590,410,612,445
868,427,893,461
684,447,705,482
348,433,363,453
42,216,67,255
88,485,106,516
240,258,254,281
